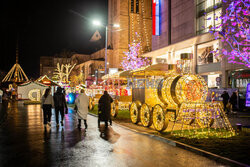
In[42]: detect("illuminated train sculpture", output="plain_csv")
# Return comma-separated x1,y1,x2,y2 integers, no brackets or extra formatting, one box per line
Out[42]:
129,64,233,132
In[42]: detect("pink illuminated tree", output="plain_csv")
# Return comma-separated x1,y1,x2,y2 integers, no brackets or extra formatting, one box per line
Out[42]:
209,0,250,68
121,40,151,70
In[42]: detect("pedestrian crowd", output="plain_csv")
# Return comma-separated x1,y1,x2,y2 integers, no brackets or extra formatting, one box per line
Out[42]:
40,87,113,131
221,91,239,114
0,85,240,130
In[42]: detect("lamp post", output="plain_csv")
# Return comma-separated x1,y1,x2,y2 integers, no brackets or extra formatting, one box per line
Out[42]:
93,20,119,75
105,25,108,74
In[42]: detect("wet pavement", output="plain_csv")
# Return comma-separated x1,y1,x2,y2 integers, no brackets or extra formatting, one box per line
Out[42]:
0,101,225,167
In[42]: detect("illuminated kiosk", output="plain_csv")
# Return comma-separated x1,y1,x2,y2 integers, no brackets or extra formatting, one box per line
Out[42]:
36,75,59,95
129,62,235,138
101,70,133,117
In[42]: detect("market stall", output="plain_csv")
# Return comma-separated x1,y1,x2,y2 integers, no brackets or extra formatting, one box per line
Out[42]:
18,81,48,101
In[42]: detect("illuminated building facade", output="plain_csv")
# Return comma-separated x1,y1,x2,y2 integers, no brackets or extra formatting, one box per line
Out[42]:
107,0,152,70
143,0,249,92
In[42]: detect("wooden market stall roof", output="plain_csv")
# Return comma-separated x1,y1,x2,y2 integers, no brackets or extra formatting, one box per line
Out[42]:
36,75,59,86
18,81,48,88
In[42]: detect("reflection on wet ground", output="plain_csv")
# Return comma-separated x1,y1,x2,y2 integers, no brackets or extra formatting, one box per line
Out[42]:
0,101,225,167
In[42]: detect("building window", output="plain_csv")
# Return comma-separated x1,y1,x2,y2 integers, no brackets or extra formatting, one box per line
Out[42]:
197,40,221,65
136,0,139,13
156,58,167,64
196,0,222,34
131,0,134,13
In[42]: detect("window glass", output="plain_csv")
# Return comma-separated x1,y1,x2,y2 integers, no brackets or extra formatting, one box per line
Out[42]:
196,0,222,34
215,8,222,30
206,12,214,30
197,0,205,5
131,0,134,13
215,0,221,5
197,16,205,33
197,40,221,65
206,0,213,8
136,0,139,13
196,2,205,17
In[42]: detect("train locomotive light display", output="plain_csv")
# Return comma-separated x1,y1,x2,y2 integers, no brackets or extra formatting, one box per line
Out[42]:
128,64,235,138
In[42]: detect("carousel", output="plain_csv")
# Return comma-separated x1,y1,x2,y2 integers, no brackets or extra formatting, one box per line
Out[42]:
1,45,29,100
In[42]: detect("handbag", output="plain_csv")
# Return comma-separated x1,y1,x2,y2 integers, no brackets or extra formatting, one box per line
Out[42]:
226,103,232,112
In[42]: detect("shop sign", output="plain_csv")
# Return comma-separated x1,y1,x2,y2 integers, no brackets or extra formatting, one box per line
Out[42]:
233,71,250,79
246,83,250,107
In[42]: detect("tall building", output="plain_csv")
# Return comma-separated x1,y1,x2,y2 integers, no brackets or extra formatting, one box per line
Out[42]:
108,0,152,70
40,56,71,78
143,0,249,91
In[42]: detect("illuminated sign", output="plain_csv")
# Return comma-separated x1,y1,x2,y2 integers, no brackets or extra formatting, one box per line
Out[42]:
43,81,51,84
152,0,160,36
246,83,250,107
28,89,41,101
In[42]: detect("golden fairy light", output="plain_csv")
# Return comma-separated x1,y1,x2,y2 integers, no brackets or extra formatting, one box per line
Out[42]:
2,43,29,83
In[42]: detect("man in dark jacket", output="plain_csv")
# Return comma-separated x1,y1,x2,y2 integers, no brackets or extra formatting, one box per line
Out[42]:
98,91,113,128
230,92,238,112
53,87,68,127
221,91,230,113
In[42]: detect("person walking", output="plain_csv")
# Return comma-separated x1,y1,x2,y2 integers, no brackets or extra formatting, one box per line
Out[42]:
53,87,68,127
41,88,54,129
75,89,89,130
221,91,230,114
0,88,3,103
98,91,113,128
230,92,238,112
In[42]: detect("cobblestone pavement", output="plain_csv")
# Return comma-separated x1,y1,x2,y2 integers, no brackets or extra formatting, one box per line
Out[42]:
0,101,225,167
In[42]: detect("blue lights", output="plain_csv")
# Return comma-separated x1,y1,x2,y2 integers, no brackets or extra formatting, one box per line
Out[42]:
66,93,76,104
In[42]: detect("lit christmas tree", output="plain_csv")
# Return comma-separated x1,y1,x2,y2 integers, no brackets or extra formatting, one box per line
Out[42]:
122,40,151,70
208,0,250,68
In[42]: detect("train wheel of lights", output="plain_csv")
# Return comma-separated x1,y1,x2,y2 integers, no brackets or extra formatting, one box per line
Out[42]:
140,103,153,127
196,109,214,128
153,104,168,132
130,101,141,124
89,97,94,110
111,100,119,118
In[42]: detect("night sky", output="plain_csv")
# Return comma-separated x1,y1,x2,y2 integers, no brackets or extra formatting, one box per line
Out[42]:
0,0,108,78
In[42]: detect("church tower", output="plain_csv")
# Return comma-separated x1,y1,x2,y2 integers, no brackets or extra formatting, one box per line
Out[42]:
108,0,152,70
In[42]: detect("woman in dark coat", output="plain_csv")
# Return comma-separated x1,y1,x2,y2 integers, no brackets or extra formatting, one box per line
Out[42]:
98,91,113,128
221,91,230,113
230,92,238,112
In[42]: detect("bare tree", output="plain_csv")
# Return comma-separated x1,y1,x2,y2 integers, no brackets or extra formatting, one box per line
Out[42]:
53,63,65,82
64,63,76,82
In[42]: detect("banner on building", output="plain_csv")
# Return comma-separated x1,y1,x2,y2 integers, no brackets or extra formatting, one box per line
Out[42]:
152,0,161,36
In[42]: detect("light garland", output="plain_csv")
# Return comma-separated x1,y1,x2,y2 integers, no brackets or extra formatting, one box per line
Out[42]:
28,89,41,101
121,36,151,70
208,0,250,68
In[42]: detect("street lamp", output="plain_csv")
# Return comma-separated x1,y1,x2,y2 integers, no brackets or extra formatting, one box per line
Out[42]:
93,20,120,75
